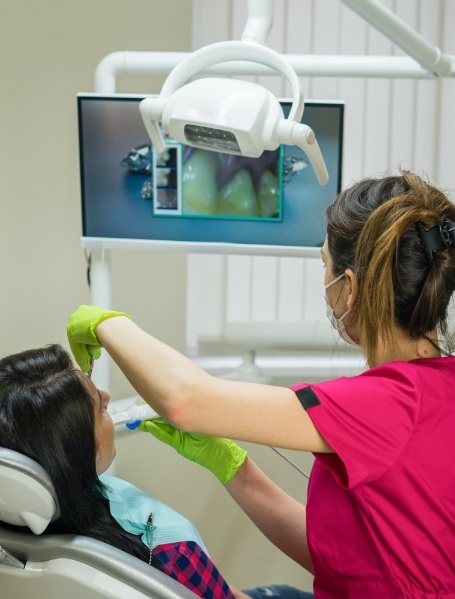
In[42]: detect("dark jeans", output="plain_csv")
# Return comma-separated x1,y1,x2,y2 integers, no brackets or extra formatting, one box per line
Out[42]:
243,584,314,599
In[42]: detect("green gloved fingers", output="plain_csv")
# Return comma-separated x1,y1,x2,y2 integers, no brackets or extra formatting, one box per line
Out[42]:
138,419,247,485
138,418,178,445
68,341,102,375
67,305,131,373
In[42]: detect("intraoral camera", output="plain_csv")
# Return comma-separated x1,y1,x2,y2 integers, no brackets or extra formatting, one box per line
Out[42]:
140,39,329,186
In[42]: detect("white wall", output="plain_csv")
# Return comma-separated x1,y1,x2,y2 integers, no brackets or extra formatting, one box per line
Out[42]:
0,0,190,371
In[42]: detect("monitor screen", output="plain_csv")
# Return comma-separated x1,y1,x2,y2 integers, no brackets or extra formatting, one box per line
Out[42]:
77,93,343,257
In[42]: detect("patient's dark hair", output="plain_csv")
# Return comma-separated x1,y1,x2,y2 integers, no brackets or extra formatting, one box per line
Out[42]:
0,344,162,570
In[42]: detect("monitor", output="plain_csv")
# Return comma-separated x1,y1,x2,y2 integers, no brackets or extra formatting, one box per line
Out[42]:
77,93,343,257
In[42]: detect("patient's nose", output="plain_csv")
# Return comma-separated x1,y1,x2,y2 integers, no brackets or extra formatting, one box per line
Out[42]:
99,389,111,405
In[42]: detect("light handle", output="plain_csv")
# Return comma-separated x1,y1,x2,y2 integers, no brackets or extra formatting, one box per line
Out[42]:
139,98,166,154
276,121,329,185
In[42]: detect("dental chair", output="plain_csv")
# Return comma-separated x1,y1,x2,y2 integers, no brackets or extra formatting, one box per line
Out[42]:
0,447,199,599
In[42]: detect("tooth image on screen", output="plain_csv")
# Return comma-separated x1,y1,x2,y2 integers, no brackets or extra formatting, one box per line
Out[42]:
258,170,279,217
182,150,219,215
156,167,171,187
217,169,259,217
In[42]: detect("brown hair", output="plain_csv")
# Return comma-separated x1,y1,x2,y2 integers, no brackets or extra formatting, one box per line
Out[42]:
326,170,455,365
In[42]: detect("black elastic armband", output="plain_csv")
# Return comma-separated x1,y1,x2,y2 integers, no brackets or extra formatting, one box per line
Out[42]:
294,386,320,410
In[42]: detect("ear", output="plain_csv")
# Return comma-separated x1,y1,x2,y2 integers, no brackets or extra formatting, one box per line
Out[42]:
345,268,359,309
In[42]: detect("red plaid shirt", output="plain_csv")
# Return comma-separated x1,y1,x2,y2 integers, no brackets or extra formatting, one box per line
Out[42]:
154,541,235,599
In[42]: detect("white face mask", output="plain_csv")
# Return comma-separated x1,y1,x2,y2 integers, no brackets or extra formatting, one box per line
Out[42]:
324,272,359,347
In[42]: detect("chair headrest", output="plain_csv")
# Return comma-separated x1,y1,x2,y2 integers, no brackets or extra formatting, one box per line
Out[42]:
0,447,59,535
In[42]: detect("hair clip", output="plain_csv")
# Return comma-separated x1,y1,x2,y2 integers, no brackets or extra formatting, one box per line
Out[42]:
416,221,455,264
441,221,455,247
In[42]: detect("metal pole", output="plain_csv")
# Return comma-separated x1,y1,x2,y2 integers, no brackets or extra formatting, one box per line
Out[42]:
340,0,454,76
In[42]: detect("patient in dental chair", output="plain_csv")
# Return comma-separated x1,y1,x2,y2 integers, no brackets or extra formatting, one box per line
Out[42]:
0,344,235,599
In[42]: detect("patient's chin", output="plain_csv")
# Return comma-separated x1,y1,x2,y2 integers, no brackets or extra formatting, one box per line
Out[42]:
96,447,116,475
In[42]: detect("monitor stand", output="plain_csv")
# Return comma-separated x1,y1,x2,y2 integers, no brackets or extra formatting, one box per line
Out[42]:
218,349,272,383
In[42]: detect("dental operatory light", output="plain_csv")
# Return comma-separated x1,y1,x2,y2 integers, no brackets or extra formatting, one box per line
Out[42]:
139,0,329,186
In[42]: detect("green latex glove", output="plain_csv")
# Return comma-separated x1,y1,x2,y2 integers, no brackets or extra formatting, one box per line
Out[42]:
138,419,247,485
67,305,131,373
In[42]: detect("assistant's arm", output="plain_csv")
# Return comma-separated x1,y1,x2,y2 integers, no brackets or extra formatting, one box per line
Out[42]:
67,306,331,452
96,316,331,452
226,457,313,573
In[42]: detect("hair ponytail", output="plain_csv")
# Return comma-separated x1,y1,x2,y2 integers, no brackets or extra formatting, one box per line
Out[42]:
327,170,455,365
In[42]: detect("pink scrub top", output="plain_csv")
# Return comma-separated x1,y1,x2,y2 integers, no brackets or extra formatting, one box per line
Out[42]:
291,356,455,598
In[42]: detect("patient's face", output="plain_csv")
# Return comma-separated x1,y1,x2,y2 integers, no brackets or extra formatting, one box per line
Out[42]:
92,386,116,474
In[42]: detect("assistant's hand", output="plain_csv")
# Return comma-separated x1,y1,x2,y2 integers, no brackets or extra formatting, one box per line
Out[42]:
67,305,131,373
138,419,247,485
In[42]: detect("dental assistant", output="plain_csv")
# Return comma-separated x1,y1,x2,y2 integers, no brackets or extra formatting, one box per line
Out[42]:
68,170,455,598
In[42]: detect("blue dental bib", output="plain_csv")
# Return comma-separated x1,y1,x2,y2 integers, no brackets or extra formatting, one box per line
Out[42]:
100,475,208,553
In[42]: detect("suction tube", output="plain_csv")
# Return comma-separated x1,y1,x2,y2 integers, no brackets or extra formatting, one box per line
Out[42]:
112,398,159,429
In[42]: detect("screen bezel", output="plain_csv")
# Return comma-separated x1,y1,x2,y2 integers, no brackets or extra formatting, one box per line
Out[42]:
77,93,344,257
